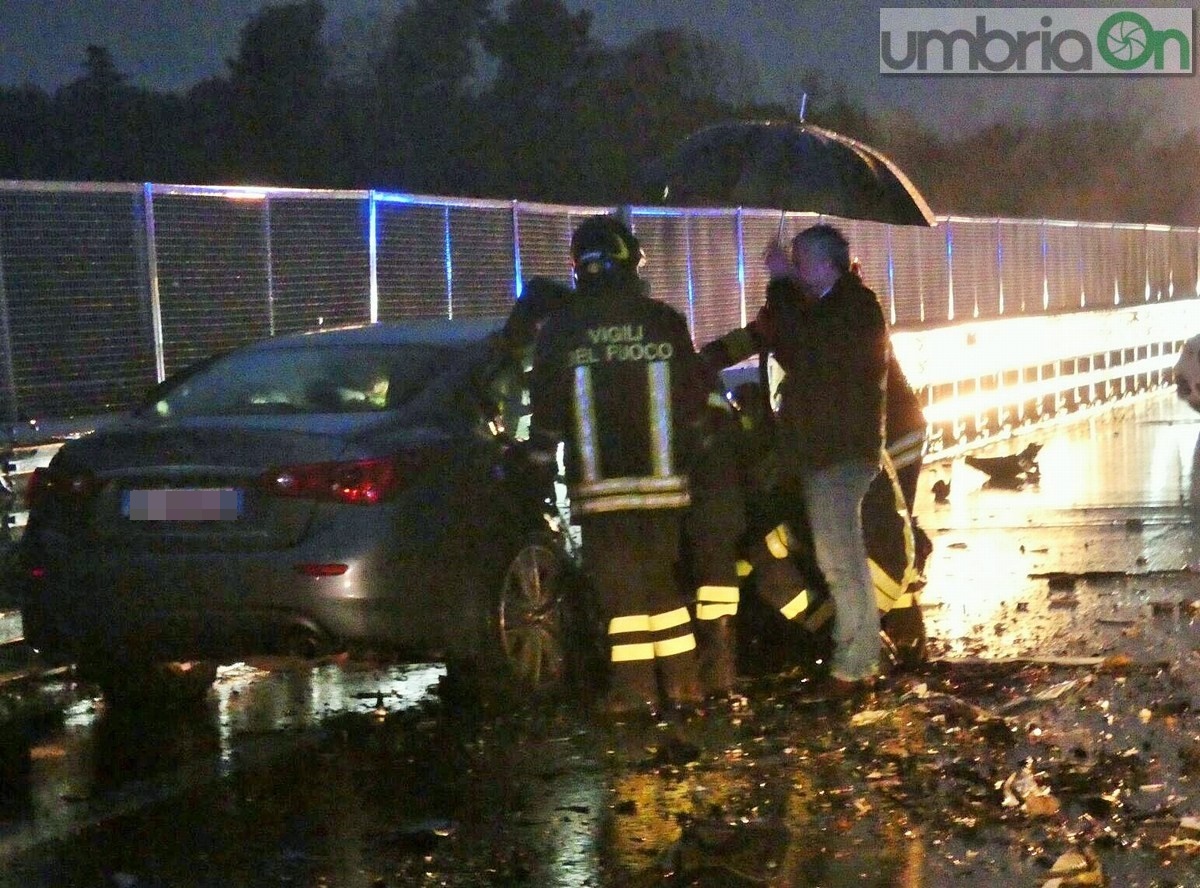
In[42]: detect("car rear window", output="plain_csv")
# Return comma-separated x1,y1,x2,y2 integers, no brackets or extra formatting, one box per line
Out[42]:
145,343,456,418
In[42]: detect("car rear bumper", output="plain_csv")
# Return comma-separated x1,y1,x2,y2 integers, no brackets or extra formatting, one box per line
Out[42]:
18,531,460,664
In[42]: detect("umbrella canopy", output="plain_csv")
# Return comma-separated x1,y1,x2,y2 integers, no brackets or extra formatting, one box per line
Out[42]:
649,119,937,227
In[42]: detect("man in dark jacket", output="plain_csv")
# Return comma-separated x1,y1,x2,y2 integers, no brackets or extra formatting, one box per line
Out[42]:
764,223,890,696
528,214,707,717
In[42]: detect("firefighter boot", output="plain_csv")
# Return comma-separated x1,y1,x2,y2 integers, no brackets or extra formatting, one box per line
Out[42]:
656,649,706,713
595,661,659,720
697,615,739,699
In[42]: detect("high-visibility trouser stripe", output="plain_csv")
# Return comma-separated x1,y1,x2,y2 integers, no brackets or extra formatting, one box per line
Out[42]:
764,523,795,559
654,633,697,658
696,585,740,620
648,605,697,658
647,361,673,477
872,558,903,613
608,613,655,663
612,642,656,663
779,587,810,621
887,429,926,470
648,606,690,632
572,365,600,482
874,449,923,613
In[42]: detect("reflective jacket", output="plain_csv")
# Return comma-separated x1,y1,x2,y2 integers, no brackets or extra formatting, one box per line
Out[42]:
529,280,706,516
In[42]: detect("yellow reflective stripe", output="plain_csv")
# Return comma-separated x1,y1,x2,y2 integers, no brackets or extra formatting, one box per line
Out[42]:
654,633,697,658
648,606,691,632
779,587,810,621
611,642,656,663
608,614,651,636
572,365,600,482
765,524,791,559
736,559,753,577
696,585,740,604
573,491,692,514
875,450,923,612
803,599,835,631
648,361,674,477
696,602,738,620
872,558,902,613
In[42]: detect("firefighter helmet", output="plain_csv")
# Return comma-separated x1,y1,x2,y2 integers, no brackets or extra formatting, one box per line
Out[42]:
570,215,645,287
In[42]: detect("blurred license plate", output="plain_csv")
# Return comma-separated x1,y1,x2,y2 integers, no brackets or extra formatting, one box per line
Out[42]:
123,488,243,521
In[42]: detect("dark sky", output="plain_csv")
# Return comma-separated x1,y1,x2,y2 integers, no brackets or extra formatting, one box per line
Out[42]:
1,0,1195,137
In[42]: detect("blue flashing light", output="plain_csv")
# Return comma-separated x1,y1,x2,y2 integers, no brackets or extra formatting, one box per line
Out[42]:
374,191,436,205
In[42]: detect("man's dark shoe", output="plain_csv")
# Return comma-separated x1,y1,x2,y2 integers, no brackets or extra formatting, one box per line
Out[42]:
794,675,878,704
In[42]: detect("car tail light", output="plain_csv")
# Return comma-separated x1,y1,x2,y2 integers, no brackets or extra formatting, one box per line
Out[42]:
28,466,101,509
259,456,409,505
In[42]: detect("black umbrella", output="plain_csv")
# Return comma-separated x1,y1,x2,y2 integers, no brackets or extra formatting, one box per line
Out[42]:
649,119,937,227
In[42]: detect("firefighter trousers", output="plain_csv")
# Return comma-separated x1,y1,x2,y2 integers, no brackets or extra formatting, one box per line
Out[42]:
686,489,745,696
581,509,702,711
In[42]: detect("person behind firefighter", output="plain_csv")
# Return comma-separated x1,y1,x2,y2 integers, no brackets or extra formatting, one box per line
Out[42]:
697,289,821,642
682,371,746,701
474,276,572,444
528,214,708,718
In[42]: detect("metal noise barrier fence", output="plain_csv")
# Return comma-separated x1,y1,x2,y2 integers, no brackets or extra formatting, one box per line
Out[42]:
0,181,1196,475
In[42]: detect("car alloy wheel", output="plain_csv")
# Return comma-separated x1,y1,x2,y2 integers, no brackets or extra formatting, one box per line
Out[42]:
497,538,568,693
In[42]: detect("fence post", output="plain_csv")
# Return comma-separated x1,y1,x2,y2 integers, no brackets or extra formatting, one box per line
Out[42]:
444,205,454,320
368,191,379,323
264,197,276,337
142,183,166,382
0,220,17,425
683,214,697,335
945,220,955,322
885,223,896,325
1077,224,1086,308
512,200,523,299
995,219,1005,316
735,207,747,328
1040,220,1050,312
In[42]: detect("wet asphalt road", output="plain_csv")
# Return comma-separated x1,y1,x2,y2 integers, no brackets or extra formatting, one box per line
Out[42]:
4,390,1200,887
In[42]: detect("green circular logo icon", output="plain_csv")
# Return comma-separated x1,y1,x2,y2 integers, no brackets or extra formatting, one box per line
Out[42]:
1098,11,1156,70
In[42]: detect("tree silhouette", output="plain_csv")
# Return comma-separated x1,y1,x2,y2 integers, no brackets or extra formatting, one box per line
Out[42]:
479,0,600,201
226,0,330,184
372,0,491,194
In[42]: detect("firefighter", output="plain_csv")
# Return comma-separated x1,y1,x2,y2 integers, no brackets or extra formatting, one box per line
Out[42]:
528,214,708,718
698,299,820,638
683,380,746,699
